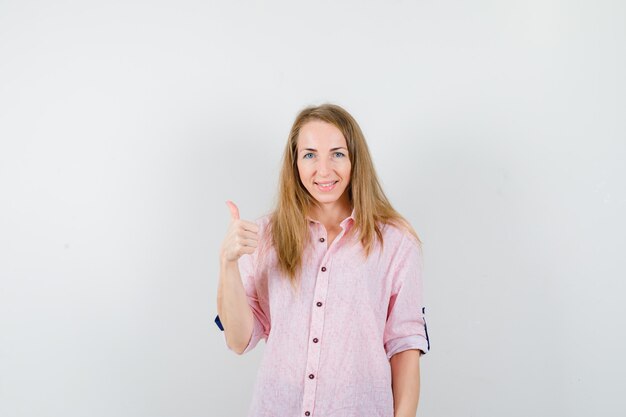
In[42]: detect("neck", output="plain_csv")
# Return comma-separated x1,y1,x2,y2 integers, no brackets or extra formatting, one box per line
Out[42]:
308,199,352,228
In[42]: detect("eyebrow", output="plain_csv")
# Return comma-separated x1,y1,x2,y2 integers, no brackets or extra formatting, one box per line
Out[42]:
300,147,348,153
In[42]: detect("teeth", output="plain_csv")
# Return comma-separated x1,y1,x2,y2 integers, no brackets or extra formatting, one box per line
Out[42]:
318,182,336,187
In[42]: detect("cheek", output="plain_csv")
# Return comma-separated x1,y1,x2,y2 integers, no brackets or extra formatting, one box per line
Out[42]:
297,163,311,180
342,162,352,177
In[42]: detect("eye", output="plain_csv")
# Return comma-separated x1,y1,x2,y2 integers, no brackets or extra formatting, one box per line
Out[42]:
303,152,314,159
334,152,346,158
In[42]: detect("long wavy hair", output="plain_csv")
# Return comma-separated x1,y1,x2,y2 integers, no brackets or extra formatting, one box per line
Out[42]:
266,103,421,293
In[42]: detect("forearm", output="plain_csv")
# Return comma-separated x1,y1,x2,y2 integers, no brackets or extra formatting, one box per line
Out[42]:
216,258,253,354
390,349,421,417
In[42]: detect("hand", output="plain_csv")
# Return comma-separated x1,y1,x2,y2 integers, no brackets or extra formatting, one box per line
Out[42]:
220,200,260,263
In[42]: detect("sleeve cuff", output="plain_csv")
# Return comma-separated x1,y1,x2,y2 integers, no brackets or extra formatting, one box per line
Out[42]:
239,313,267,354
214,314,224,331
215,313,266,355
385,334,430,360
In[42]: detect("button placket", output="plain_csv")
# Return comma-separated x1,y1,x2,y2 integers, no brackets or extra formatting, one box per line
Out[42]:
302,247,336,416
301,223,348,416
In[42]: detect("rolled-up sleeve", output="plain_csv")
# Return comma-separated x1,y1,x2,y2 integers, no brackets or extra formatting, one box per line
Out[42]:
383,235,430,359
237,250,270,354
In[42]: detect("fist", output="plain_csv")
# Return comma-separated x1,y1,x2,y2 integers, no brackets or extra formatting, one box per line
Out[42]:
220,200,260,263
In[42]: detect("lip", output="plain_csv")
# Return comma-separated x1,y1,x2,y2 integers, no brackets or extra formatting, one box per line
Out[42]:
314,181,338,185
315,180,338,192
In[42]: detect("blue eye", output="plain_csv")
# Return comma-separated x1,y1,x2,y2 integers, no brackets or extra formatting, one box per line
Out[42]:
302,152,346,159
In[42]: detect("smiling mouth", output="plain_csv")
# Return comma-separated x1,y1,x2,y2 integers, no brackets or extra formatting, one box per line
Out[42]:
314,180,338,192
315,181,338,186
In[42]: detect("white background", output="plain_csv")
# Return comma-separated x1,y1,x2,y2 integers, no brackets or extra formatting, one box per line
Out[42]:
1,1,625,416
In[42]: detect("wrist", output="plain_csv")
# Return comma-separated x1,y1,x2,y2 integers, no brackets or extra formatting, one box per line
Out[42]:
220,257,238,269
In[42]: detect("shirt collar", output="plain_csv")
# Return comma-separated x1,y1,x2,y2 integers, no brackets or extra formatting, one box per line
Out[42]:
306,207,356,230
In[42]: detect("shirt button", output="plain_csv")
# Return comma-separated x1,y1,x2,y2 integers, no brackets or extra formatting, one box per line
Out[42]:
316,301,322,307
319,237,325,242
313,338,319,343
321,266,326,272
309,374,315,379
305,412,310,416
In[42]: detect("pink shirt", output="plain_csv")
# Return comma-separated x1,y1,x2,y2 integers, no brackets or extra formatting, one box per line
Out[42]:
215,209,430,417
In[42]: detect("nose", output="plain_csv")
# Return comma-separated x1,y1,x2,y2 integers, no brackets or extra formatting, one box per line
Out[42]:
317,156,331,177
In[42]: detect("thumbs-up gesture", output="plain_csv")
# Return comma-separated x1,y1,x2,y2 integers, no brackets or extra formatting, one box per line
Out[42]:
220,200,260,263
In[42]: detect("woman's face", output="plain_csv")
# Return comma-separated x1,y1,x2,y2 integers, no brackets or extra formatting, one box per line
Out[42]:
296,120,352,207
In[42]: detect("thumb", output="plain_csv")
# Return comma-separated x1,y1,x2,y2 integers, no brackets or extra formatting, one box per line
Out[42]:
225,200,240,221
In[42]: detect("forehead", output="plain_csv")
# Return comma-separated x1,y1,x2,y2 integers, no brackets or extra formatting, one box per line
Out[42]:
297,120,347,149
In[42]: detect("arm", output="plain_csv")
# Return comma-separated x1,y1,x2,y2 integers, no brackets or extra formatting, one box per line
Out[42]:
216,258,254,355
390,349,422,417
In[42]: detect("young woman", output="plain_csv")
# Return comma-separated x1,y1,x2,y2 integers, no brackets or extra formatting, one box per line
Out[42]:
216,103,430,417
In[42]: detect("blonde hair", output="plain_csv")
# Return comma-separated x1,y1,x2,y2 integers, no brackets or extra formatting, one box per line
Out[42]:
266,103,421,292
